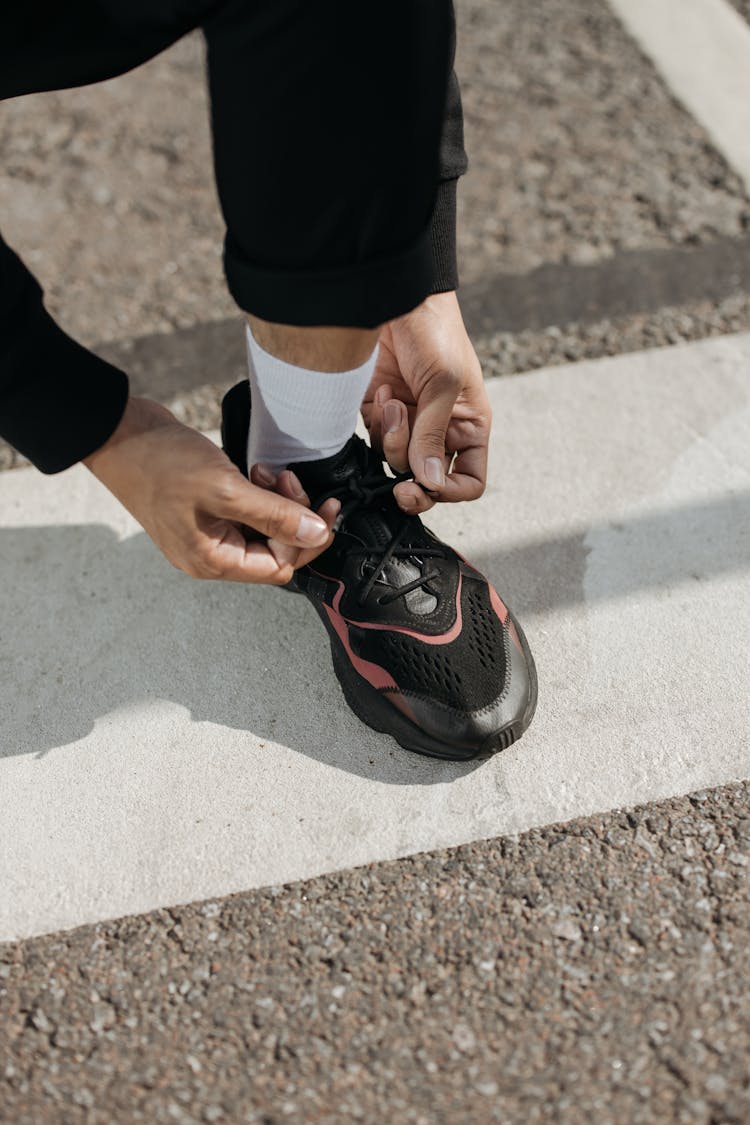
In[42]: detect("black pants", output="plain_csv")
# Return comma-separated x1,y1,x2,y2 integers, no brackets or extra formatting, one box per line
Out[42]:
1,1,467,472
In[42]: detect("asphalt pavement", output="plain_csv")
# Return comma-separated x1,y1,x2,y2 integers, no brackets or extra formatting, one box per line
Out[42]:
2,785,749,1124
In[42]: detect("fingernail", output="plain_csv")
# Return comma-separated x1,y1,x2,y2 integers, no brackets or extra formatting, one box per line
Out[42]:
424,457,445,487
297,512,329,546
375,385,390,406
321,499,343,532
383,401,402,434
287,471,306,500
254,463,276,486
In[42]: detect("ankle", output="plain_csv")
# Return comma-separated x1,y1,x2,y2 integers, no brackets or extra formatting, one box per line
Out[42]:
244,324,379,473
247,316,379,373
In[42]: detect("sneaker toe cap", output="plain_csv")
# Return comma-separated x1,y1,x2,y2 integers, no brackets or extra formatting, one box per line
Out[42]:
400,614,537,755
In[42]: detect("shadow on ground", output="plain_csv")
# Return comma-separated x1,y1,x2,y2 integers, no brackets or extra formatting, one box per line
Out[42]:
3,487,749,773
1,524,483,784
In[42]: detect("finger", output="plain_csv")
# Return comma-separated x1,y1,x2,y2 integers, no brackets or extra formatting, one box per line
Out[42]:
265,471,314,571
267,495,340,571
366,383,390,455
393,478,437,515
252,465,312,511
250,467,331,574
248,467,337,570
381,399,410,474
393,449,450,514
294,498,341,568
249,463,278,490
408,370,460,495
265,537,300,575
359,398,375,437
212,473,329,548
277,469,310,507
196,522,299,585
438,442,489,503
435,399,492,503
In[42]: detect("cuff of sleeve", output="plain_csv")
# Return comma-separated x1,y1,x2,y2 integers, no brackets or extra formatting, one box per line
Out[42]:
429,179,459,295
1,301,130,474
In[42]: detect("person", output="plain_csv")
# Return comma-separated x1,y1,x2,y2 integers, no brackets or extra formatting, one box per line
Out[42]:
1,0,537,760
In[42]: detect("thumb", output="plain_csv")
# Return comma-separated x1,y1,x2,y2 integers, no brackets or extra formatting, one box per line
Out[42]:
409,370,459,492
213,473,330,548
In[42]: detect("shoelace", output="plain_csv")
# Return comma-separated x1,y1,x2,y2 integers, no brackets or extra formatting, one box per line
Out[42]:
315,466,445,608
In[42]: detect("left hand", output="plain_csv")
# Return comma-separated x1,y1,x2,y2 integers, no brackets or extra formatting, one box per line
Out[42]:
361,291,492,515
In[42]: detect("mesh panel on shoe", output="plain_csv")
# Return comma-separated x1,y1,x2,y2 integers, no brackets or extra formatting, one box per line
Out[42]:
355,579,508,711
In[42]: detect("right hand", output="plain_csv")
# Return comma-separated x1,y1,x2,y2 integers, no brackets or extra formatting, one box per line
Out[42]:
84,397,339,584
361,291,491,516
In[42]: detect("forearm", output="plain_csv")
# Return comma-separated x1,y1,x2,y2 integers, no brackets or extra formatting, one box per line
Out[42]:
0,234,129,474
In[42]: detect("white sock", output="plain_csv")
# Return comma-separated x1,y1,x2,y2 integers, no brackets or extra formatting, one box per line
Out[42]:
245,325,378,473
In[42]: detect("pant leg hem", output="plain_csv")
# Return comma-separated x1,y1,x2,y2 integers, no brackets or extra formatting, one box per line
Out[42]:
223,224,435,329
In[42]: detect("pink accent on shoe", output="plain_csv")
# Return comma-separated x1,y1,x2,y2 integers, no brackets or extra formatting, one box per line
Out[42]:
327,575,464,646
449,548,514,639
488,583,509,624
489,582,523,649
384,691,420,724
322,603,399,691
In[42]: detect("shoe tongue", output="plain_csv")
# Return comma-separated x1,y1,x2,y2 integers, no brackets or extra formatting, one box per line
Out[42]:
290,436,400,550
289,436,365,504
292,437,439,614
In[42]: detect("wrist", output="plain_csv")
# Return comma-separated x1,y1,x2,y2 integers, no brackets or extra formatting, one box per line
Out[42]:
392,289,460,330
83,396,174,470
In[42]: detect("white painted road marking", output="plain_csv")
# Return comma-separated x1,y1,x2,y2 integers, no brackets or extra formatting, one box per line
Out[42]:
2,334,750,941
608,0,750,195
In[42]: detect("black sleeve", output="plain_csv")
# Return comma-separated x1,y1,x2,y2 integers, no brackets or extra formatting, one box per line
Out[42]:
0,233,129,474
429,5,469,295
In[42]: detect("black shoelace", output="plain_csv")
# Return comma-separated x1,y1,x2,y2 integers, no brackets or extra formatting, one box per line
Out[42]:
315,467,445,608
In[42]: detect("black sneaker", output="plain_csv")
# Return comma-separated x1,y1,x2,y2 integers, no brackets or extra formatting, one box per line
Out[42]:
221,380,537,761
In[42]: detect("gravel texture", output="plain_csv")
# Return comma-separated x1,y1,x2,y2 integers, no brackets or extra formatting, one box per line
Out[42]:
475,290,750,377
0,33,230,347
1,783,748,1124
455,0,750,283
5,0,747,347
3,0,750,473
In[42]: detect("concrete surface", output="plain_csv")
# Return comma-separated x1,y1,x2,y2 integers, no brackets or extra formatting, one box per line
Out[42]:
2,332,749,942
609,0,750,195
1,783,748,1125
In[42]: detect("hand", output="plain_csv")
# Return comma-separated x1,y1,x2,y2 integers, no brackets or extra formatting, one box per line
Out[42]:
84,397,339,584
361,291,492,515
